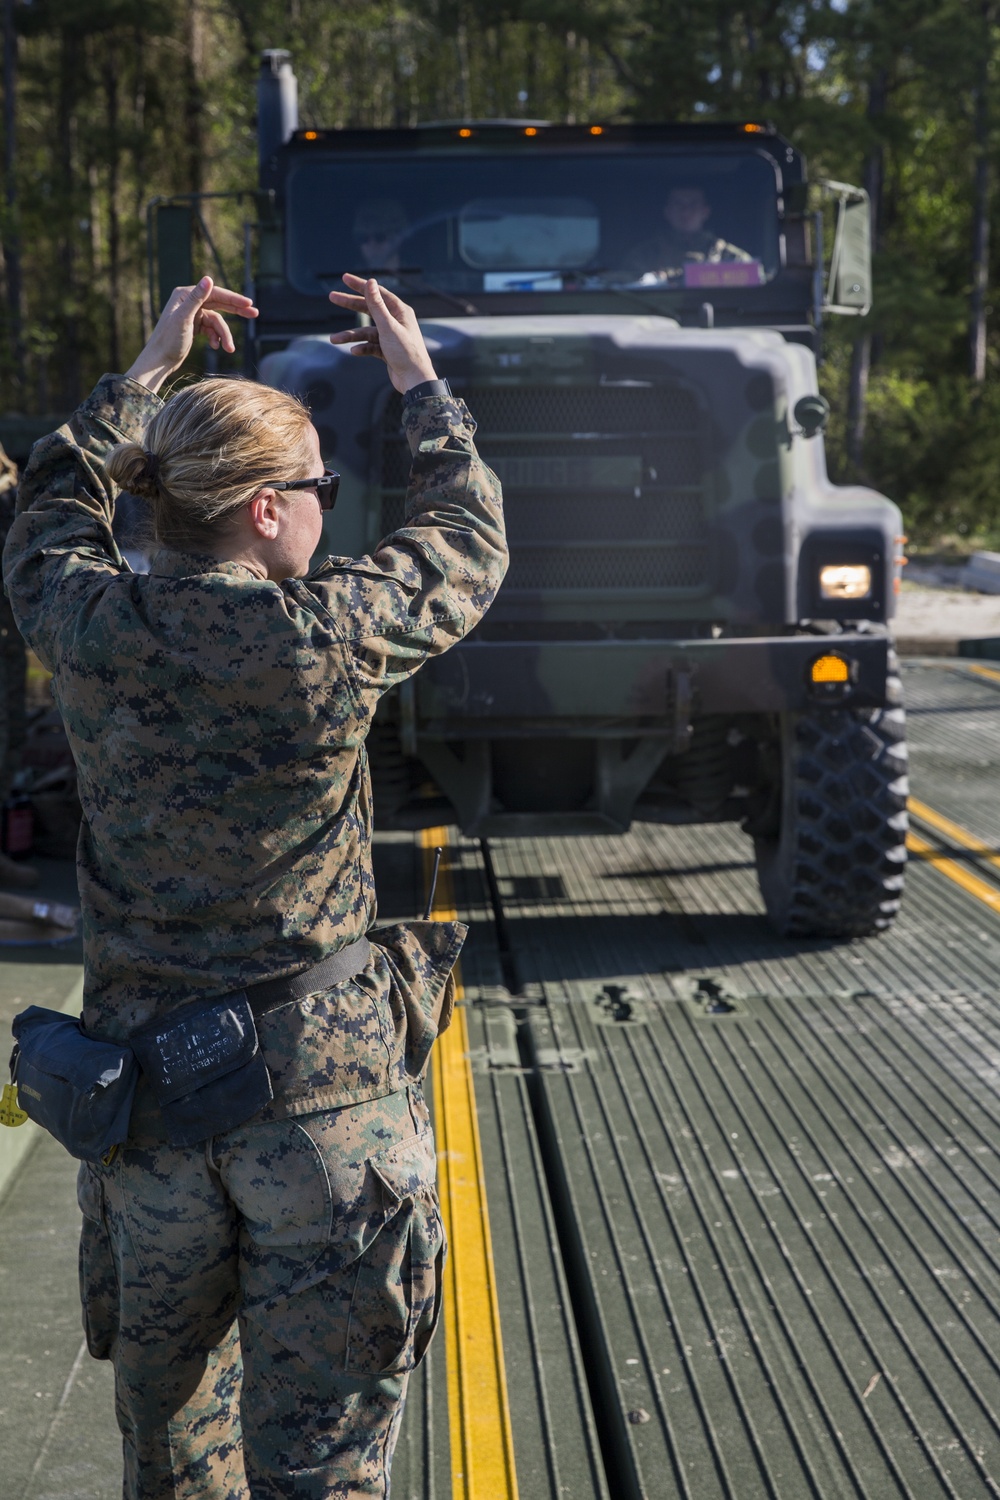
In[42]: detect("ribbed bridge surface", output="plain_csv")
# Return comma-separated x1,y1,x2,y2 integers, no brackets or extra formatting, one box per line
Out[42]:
391,660,1000,1500
529,982,1000,1499
6,662,1000,1500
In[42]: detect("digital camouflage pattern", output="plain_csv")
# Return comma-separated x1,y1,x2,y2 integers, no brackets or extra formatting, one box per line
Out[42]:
5,370,502,1497
2,372,505,1077
79,1085,441,1499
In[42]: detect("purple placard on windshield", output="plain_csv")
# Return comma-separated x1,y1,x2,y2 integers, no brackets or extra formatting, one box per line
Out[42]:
683,260,765,289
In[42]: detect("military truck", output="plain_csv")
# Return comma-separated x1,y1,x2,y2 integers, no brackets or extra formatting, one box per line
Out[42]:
151,51,908,939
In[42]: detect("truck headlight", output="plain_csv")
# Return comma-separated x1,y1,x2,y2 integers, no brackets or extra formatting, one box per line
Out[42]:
819,564,872,601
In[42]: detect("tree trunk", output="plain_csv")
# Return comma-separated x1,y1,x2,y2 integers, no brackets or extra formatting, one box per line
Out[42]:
132,27,151,343
846,67,888,471
846,337,871,470
564,30,576,123
57,26,80,410
104,44,121,375
2,0,24,393
717,4,734,105
184,0,205,197
970,2,992,383
456,14,471,118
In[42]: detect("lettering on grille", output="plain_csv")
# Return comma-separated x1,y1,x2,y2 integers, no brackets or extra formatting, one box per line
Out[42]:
490,455,643,490
377,383,710,597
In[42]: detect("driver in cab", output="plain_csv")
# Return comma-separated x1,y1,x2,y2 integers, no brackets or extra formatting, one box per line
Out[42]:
353,199,409,281
626,184,752,283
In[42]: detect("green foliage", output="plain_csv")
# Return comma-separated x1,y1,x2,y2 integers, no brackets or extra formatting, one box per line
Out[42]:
0,0,998,544
832,365,1000,542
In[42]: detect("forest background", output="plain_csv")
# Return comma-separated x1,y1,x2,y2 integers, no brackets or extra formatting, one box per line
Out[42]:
0,0,997,545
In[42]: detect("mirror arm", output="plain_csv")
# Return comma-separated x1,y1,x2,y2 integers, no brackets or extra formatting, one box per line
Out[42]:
812,208,825,349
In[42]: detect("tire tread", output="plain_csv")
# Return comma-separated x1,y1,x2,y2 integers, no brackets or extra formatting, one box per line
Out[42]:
757,674,909,938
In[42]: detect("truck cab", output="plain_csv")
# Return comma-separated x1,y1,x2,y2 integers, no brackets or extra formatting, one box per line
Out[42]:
257,121,817,340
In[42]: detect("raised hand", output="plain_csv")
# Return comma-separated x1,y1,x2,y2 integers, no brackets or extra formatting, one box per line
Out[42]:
328,274,437,394
126,277,259,393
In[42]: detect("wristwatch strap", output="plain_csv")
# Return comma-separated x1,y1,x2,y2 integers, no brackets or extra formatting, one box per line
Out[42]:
401,378,452,407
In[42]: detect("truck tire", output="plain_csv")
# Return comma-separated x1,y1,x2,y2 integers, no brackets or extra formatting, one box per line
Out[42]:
752,667,908,938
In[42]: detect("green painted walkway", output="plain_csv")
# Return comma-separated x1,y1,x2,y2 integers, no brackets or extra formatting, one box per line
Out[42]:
0,1134,118,1499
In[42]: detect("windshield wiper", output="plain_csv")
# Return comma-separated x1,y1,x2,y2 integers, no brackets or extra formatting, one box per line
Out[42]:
320,269,479,317
391,272,480,317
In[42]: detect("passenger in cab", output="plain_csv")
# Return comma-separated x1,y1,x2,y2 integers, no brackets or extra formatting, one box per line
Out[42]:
353,198,410,276
3,272,507,1498
626,184,752,283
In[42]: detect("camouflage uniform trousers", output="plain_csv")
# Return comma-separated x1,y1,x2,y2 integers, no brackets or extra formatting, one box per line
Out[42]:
76,1085,444,1499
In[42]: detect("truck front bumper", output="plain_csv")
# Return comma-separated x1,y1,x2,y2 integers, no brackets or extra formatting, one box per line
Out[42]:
412,633,891,739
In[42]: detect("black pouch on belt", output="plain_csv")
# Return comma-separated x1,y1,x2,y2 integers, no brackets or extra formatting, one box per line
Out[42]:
9,1006,140,1164
129,993,272,1148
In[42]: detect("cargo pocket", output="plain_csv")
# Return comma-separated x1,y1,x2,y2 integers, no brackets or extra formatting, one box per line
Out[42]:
344,1131,445,1376
76,1163,119,1361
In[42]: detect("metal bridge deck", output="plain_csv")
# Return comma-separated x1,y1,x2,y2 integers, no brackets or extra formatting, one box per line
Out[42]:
4,660,1000,1498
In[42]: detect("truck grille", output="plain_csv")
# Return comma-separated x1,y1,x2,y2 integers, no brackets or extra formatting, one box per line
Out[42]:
376,383,711,601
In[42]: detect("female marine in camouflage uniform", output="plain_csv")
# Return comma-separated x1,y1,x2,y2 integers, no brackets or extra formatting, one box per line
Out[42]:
3,276,507,1497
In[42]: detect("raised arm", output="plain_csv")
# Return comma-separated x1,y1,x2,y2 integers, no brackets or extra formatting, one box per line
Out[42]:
3,279,258,668
305,276,507,705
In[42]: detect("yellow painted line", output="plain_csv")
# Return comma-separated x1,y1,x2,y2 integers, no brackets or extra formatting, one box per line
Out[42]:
908,796,1000,875
905,654,1000,684
422,827,519,1500
906,829,1000,914
963,660,1000,685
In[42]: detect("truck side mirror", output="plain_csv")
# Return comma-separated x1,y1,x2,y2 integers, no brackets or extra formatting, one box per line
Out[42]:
154,204,194,314
794,394,830,438
820,181,872,316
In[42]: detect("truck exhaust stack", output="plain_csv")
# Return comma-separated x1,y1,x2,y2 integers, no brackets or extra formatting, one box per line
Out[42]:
257,50,298,185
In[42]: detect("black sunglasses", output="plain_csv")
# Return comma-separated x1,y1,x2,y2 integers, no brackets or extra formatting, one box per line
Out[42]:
269,467,341,512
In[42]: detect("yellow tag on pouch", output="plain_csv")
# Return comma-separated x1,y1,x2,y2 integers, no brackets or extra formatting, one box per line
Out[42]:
0,1083,28,1127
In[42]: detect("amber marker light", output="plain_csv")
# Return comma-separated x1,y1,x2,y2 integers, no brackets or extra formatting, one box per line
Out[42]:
523,126,538,136
811,653,851,685
303,130,319,141
819,563,872,601
589,125,604,135
458,127,473,138
742,122,766,133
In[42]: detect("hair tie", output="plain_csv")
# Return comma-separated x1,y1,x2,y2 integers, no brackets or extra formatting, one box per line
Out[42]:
141,450,160,481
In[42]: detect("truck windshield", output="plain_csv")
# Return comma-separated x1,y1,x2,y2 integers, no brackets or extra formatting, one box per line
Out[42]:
286,148,781,297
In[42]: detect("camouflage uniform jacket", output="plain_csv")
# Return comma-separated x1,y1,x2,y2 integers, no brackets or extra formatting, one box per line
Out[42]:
3,375,507,1117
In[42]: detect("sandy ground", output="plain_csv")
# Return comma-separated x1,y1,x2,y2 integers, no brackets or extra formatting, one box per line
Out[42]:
894,580,1000,647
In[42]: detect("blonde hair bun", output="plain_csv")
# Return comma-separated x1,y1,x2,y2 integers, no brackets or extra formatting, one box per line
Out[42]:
106,441,162,501
104,377,312,553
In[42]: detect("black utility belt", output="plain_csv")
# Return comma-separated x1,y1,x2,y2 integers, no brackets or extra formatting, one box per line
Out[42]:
8,937,372,1164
